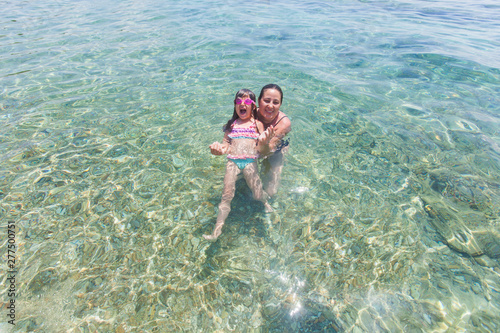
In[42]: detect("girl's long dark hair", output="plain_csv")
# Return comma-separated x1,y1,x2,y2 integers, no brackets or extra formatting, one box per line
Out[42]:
222,89,257,132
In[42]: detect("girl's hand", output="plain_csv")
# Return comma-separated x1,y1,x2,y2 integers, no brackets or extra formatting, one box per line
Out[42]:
258,125,275,145
209,142,227,155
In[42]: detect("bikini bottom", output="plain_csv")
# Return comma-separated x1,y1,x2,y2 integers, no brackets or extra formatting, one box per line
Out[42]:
228,158,256,170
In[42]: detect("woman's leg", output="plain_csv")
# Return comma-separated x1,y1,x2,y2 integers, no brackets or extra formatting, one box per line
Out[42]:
243,162,273,213
263,148,286,197
203,161,240,241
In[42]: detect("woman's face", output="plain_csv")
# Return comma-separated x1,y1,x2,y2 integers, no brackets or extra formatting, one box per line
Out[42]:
258,89,282,123
235,95,255,121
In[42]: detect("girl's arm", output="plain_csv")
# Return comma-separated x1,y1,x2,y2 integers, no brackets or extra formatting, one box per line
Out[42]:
209,132,230,155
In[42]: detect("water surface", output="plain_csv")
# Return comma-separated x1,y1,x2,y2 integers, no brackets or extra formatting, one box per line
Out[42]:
1,0,499,331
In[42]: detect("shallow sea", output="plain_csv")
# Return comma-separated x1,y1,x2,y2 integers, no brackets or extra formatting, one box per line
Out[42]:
1,0,500,332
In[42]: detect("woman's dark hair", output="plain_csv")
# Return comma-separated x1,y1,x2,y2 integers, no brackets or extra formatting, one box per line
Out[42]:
258,84,283,103
223,89,257,132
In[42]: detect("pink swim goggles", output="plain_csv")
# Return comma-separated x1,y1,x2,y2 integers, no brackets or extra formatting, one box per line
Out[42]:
234,98,255,105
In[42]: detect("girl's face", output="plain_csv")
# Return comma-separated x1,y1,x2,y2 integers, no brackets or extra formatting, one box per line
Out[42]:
258,89,282,123
235,95,255,121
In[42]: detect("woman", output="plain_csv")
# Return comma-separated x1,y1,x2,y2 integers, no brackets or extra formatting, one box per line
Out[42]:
257,84,291,197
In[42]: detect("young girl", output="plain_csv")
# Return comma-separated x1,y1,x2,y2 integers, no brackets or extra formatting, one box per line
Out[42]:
203,89,274,241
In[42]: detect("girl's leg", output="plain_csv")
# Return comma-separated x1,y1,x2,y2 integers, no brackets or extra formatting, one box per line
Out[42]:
203,161,240,241
243,162,273,213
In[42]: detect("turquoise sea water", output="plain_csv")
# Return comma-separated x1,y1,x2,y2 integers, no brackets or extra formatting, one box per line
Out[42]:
1,0,499,331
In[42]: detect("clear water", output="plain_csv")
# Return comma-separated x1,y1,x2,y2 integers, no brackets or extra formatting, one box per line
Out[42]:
1,0,499,331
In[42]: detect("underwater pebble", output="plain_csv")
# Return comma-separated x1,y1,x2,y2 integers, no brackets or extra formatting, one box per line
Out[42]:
172,154,185,168
352,325,364,333
474,255,497,267
191,237,200,248
250,309,263,327
423,313,432,325
410,284,421,299
304,200,314,210
471,283,482,294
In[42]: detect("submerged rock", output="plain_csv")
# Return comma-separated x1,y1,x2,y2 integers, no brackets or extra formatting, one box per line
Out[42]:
422,197,500,260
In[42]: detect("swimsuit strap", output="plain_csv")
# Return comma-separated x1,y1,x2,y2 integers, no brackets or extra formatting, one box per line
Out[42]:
274,115,288,126
264,114,288,129
253,119,260,134
228,118,259,140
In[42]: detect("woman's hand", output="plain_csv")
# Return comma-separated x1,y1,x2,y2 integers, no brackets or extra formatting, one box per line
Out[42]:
258,125,275,145
209,142,228,155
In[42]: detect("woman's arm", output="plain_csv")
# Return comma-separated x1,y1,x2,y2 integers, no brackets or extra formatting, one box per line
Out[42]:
273,115,291,141
257,122,274,156
260,114,291,155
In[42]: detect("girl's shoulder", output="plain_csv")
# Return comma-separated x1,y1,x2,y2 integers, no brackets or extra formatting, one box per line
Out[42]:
255,118,265,127
255,119,265,133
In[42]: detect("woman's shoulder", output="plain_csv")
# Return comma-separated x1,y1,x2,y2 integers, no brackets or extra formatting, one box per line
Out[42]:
276,111,289,121
276,112,291,130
